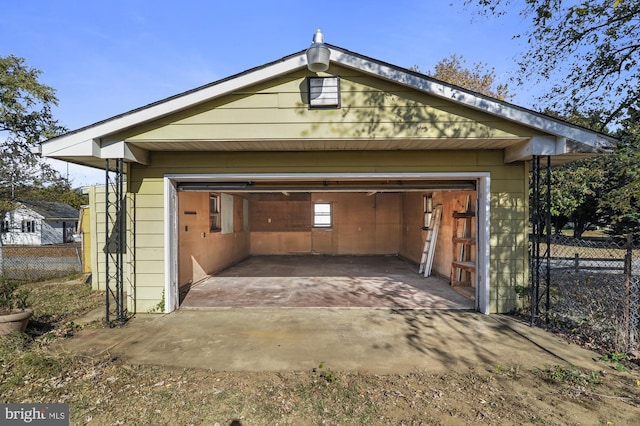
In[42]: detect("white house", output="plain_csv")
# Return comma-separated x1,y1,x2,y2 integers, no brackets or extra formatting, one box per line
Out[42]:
1,201,79,246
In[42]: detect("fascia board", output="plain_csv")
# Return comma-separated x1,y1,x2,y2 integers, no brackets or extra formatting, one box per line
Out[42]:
504,135,558,163
42,137,149,164
40,53,308,155
100,140,150,164
40,138,100,158
330,49,616,151
39,44,616,161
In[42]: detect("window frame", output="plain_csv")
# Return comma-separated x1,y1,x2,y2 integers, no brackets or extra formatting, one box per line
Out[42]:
21,220,36,233
209,193,221,232
423,193,433,229
313,202,333,228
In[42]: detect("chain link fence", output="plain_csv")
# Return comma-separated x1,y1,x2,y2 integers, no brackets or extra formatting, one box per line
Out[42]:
527,234,639,354
0,244,83,281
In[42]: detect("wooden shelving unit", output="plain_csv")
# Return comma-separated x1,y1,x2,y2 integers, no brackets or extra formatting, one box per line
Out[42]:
450,210,476,287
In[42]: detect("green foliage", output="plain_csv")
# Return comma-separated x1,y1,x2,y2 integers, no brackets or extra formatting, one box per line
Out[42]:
465,0,640,128
22,276,104,330
0,55,63,142
600,352,628,371
536,365,601,387
0,54,68,209
0,278,30,313
548,156,607,236
23,181,88,210
0,332,65,394
535,108,640,237
148,290,166,313
313,362,337,384
599,109,640,235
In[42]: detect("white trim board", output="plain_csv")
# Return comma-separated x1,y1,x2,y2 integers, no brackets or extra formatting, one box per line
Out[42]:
163,172,491,314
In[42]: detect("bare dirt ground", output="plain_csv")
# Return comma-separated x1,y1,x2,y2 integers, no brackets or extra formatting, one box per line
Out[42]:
1,276,639,425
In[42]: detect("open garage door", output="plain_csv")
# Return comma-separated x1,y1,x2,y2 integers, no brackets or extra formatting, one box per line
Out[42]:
164,173,490,313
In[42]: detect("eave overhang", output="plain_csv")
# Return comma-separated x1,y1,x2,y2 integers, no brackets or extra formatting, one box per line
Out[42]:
37,44,617,169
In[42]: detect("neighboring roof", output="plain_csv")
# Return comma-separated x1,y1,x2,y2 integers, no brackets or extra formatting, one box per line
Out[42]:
18,200,79,220
37,43,618,168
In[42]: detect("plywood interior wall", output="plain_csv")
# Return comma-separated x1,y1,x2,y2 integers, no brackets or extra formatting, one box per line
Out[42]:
250,192,401,255
400,191,476,279
178,190,476,286
178,192,250,286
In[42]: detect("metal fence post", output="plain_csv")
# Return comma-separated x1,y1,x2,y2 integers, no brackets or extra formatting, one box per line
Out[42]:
624,234,632,351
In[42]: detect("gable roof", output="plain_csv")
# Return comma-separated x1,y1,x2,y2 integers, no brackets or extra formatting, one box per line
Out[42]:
18,200,79,221
37,44,617,168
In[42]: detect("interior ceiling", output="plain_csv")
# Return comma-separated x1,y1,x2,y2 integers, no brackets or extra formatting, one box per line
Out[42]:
177,179,476,192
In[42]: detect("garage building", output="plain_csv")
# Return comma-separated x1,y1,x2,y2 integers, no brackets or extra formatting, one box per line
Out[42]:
38,35,616,317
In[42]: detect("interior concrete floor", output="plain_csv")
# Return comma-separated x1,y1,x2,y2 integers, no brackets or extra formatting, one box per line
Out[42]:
180,255,475,310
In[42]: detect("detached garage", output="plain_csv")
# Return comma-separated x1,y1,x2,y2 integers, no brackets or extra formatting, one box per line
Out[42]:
37,33,615,318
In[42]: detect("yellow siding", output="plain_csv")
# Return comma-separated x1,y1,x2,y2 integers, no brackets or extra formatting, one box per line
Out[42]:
84,184,137,312
79,206,91,273
87,65,535,314
127,149,529,313
119,65,536,144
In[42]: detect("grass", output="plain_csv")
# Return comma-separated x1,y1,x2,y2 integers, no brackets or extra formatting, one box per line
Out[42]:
536,365,602,388
23,275,103,324
1,276,639,425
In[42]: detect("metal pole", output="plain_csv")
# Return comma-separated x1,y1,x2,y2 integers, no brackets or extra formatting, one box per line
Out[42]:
625,233,632,351
545,155,552,324
105,159,110,324
118,158,125,325
530,156,540,327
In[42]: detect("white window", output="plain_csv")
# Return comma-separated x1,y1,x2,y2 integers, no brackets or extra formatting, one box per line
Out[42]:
423,194,433,228
313,203,332,227
209,193,221,232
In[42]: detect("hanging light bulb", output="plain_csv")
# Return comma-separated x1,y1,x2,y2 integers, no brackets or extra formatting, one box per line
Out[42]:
305,29,330,72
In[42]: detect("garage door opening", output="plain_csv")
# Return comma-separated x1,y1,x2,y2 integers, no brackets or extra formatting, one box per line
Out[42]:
163,173,490,313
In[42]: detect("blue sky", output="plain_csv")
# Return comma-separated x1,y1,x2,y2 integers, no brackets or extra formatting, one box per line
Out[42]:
1,0,529,186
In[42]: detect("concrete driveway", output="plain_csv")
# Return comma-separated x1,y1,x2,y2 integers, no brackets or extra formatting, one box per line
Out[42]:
61,308,603,374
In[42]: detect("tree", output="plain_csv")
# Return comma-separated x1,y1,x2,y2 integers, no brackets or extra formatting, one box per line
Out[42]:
549,157,607,237
599,108,640,234
413,54,512,100
0,55,71,224
542,107,639,237
431,54,511,101
465,0,640,128
539,109,610,237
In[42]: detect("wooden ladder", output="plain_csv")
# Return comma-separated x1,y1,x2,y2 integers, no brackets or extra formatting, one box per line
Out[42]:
419,204,442,277
451,197,476,287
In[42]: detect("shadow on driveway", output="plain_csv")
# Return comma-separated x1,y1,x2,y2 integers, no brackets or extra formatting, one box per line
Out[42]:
60,308,603,374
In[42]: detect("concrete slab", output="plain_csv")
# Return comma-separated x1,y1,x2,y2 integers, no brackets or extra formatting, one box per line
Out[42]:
181,255,474,309
61,309,604,375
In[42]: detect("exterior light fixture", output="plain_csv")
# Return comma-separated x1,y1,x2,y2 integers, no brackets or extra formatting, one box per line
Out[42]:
306,29,330,72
